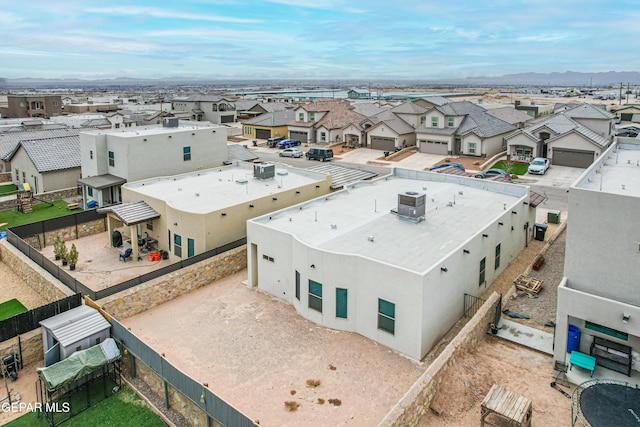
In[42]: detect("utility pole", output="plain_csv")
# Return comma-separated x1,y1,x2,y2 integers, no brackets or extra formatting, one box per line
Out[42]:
619,83,623,105
627,83,630,104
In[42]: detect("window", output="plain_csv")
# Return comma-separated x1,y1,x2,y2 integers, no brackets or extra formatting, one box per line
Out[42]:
187,238,194,258
378,299,395,334
295,271,300,301
298,113,304,121
219,104,227,111
262,254,274,262
468,143,476,155
19,102,26,108
308,280,322,312
212,104,218,111
336,288,347,319
420,116,426,126
309,113,315,121
168,230,171,251
183,146,191,161
174,234,182,257
22,171,26,183
447,117,455,127
95,337,101,345
479,257,486,286
320,132,326,142
53,101,58,106
87,187,93,197
146,220,153,231
108,151,115,167
431,117,438,127
90,150,93,159
495,244,501,270
15,169,19,181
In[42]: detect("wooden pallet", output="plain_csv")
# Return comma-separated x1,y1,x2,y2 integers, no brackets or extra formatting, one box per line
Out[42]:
514,274,543,295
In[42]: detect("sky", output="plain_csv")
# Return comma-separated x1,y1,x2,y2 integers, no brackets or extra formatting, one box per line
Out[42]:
1,0,638,80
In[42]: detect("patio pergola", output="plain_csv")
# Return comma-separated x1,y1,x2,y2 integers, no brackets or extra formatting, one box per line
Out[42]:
97,201,160,260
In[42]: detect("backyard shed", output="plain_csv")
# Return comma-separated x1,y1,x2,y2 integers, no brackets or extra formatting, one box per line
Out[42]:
39,305,111,366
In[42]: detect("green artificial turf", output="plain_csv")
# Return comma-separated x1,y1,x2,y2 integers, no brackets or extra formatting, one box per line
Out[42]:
0,183,18,196
4,385,166,427
490,161,529,175
0,200,75,232
0,299,28,321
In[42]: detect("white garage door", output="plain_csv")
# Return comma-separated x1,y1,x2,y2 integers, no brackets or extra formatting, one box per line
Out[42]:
419,140,449,155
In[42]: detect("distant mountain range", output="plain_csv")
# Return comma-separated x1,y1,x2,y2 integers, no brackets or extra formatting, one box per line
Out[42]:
1,71,639,90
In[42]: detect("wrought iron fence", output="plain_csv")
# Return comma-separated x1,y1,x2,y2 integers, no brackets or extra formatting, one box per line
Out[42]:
463,293,487,319
111,319,256,427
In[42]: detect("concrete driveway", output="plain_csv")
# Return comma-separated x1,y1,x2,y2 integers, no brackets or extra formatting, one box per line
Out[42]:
518,165,585,189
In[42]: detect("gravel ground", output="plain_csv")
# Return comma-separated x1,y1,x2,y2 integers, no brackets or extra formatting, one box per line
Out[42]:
0,259,48,309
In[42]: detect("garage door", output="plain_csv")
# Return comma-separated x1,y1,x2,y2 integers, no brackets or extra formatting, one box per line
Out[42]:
621,113,633,121
220,114,235,123
419,140,449,155
370,136,395,151
255,128,271,139
552,148,594,168
290,131,308,143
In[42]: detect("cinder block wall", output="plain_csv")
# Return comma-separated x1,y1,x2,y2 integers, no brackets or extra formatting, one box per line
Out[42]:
100,246,247,319
379,292,501,427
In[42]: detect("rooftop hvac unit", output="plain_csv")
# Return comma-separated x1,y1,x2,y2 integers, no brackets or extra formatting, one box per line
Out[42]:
163,117,179,128
397,191,426,220
254,163,275,180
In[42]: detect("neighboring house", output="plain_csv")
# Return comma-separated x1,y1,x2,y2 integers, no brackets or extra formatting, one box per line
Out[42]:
242,110,295,140
8,135,81,194
562,103,616,141
505,106,612,167
0,125,75,173
411,96,451,110
246,168,537,360
514,100,554,118
610,104,640,122
485,107,534,129
553,139,640,375
416,101,516,157
287,99,349,144
350,102,388,117
78,119,228,209
64,102,118,114
109,162,332,261
171,95,236,124
0,95,63,119
362,110,416,151
347,88,370,99
235,100,292,121
314,105,366,145
390,102,428,128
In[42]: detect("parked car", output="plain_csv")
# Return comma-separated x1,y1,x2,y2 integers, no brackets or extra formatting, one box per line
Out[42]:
527,157,550,175
279,148,303,158
277,139,301,149
306,147,334,162
267,136,285,148
474,169,513,181
429,162,465,171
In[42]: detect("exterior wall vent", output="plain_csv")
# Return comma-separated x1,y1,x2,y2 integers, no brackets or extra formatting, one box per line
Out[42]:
254,163,275,180
163,117,179,128
236,178,248,184
397,191,426,222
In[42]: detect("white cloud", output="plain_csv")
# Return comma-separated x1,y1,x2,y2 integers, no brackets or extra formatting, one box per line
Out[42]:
85,6,263,24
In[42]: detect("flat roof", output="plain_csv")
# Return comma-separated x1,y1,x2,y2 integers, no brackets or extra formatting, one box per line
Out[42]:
576,142,640,196
80,122,221,137
252,169,526,273
124,162,328,214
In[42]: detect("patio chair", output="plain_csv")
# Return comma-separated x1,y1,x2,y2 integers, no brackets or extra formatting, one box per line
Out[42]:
119,248,133,262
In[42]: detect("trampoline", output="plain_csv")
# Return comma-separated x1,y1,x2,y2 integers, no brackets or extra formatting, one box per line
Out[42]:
571,379,640,426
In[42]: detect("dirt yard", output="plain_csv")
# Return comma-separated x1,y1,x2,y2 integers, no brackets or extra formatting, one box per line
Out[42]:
0,259,48,309
418,337,572,426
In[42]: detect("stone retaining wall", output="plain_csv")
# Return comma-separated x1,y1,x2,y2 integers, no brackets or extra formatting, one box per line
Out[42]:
0,172,11,182
100,246,247,320
379,292,501,427
0,328,43,368
0,240,75,302
0,187,79,211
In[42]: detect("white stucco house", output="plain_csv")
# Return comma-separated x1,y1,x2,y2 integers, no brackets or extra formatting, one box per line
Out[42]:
246,168,539,360
78,119,228,209
554,138,640,376
171,95,237,124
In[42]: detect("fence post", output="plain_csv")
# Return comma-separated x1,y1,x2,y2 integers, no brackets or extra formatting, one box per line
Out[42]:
164,380,170,409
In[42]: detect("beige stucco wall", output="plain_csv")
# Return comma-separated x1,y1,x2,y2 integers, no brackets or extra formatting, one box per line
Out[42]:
11,148,80,193
547,132,602,163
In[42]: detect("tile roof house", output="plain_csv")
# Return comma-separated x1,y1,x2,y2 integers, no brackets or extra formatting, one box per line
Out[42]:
287,99,367,145
486,107,534,129
0,125,76,173
505,105,612,167
8,135,81,193
361,110,416,151
242,110,296,140
415,101,516,157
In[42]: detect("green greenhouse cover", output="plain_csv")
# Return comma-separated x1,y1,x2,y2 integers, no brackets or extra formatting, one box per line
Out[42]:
37,338,120,392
